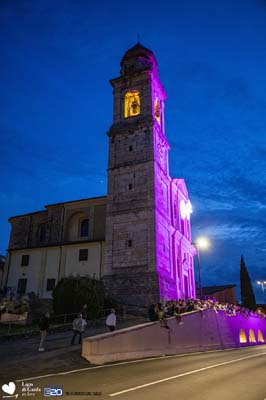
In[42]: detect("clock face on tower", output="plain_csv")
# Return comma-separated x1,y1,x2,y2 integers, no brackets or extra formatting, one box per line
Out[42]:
155,128,169,173
157,140,167,171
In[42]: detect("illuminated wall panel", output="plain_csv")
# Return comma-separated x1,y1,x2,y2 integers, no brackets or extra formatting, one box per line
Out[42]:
249,329,256,343
239,328,247,343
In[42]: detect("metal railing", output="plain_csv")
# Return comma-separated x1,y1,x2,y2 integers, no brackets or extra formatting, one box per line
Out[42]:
0,307,126,337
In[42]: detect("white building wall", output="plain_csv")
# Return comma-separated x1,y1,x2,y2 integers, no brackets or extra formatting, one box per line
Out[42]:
64,243,103,279
7,250,43,295
6,243,104,299
45,248,60,278
41,248,60,298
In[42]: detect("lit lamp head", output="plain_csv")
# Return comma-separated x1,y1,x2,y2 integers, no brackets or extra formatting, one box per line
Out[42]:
257,280,266,285
195,237,210,250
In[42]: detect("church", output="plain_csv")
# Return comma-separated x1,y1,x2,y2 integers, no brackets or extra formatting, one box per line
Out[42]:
2,44,196,307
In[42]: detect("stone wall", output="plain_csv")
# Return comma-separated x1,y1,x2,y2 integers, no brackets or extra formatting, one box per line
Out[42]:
104,271,160,308
9,215,34,249
82,309,266,364
104,45,196,307
8,198,106,251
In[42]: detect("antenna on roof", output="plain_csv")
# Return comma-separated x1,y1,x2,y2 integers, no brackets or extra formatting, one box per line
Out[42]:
137,33,140,43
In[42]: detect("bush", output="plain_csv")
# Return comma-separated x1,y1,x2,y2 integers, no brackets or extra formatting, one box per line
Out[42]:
53,276,105,319
104,296,118,310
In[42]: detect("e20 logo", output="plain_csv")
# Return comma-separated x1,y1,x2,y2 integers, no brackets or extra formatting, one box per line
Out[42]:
44,387,63,396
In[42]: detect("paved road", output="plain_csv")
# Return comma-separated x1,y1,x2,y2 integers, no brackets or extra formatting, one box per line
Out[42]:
2,345,266,400
0,317,145,382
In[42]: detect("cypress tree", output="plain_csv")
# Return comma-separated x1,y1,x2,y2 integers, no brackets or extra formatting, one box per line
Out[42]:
240,255,256,310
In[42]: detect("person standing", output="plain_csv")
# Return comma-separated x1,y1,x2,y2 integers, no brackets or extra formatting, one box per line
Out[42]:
79,304,88,321
38,312,50,352
148,304,158,321
71,313,87,345
106,309,116,332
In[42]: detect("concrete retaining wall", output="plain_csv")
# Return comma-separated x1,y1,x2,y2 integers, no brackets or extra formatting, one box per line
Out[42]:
82,309,266,364
0,312,28,325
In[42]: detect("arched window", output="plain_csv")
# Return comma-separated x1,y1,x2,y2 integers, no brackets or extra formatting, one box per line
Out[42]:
124,91,140,118
80,219,89,237
257,330,264,343
239,328,247,343
154,98,161,124
249,329,256,343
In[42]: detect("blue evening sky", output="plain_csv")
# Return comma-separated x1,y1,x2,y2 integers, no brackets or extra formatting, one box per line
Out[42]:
0,0,265,302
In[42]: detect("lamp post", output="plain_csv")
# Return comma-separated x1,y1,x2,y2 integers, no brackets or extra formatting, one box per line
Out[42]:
193,237,210,300
256,280,266,310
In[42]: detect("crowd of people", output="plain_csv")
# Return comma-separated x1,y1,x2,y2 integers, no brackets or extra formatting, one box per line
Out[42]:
148,298,266,327
36,298,265,350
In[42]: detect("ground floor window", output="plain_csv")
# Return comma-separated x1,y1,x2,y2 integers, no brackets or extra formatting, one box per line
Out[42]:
46,278,56,291
21,255,30,266
17,278,27,294
79,248,88,261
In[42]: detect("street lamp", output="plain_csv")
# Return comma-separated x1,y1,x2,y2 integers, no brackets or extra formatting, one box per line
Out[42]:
193,237,210,300
256,280,266,310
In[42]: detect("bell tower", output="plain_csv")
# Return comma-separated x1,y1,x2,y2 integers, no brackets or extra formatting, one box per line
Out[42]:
104,44,196,307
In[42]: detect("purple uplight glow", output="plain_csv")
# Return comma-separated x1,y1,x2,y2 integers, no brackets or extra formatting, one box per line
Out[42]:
214,310,266,347
106,44,199,306
151,61,196,301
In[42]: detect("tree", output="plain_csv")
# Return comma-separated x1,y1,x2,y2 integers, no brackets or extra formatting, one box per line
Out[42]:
53,276,105,319
240,255,256,310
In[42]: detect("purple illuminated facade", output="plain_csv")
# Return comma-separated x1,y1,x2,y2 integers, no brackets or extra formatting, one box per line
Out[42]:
104,44,196,306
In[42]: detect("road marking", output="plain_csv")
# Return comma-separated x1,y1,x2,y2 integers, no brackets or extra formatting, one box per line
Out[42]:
15,346,266,382
109,351,266,397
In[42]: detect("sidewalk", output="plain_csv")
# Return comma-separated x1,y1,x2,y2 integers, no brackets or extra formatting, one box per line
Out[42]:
0,317,146,382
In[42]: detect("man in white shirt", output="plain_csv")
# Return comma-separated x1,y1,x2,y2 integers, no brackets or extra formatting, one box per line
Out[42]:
106,309,116,332
71,313,87,345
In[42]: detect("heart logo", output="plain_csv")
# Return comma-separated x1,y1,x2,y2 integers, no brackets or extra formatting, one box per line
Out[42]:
2,382,16,395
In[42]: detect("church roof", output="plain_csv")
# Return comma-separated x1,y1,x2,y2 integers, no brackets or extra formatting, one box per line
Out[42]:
121,42,158,66
8,196,107,220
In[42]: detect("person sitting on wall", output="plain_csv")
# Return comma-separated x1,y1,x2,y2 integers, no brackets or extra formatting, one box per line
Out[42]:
186,300,195,312
165,301,174,317
174,302,183,324
155,303,169,329
71,313,87,345
106,309,117,332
